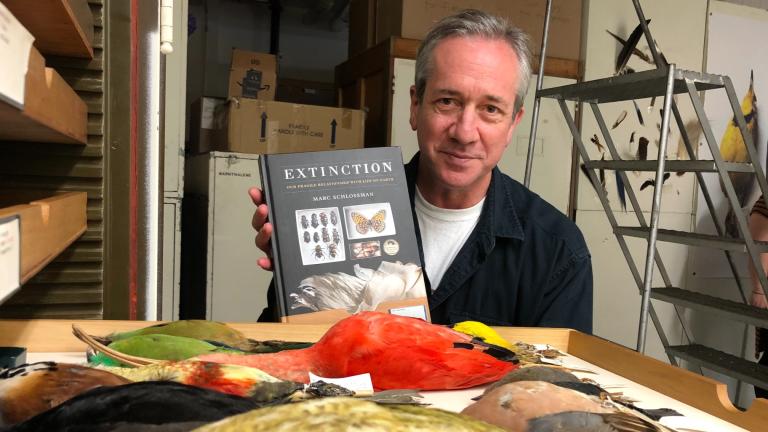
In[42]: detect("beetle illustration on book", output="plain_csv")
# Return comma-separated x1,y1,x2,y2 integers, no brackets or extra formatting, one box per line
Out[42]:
295,207,346,266
261,147,429,322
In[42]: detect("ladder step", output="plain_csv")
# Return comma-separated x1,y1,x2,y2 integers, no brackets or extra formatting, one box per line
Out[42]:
584,160,754,173
615,226,768,252
650,288,768,328
666,344,768,389
538,68,724,103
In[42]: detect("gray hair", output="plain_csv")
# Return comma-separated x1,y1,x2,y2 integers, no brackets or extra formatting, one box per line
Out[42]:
414,9,532,115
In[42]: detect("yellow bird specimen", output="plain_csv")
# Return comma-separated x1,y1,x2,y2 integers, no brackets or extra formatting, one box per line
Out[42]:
720,71,757,238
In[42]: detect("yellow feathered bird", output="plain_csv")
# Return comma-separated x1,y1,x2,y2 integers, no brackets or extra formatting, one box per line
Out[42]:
721,71,757,238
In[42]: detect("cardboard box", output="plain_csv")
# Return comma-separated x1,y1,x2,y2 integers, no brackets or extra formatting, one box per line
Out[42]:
368,0,582,61
211,98,365,154
0,46,87,144
227,49,277,101
189,96,226,154
276,78,335,107
0,191,87,284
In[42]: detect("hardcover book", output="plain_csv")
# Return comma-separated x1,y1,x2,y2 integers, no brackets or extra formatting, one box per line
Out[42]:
260,147,429,323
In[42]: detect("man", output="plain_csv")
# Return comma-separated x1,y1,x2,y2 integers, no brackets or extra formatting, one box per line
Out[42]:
748,196,768,398
250,9,593,332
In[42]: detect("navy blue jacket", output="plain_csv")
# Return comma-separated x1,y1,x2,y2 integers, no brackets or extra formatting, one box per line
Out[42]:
260,153,593,333
405,154,593,333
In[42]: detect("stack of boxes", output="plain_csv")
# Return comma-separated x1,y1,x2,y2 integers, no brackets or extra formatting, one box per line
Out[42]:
189,49,365,156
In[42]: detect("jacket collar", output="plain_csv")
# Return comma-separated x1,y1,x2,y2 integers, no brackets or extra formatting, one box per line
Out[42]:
404,152,525,242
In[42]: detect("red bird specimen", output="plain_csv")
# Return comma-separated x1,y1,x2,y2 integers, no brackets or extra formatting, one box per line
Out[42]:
198,311,517,390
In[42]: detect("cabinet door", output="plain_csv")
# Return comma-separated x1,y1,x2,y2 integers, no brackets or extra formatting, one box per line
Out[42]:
209,154,272,321
391,57,575,214
161,198,181,320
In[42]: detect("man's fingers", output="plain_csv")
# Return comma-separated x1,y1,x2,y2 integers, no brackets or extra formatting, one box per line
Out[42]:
255,222,273,253
257,256,273,271
248,187,264,206
252,204,269,230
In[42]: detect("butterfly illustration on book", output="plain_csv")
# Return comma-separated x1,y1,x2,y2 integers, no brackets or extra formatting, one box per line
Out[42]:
350,209,386,235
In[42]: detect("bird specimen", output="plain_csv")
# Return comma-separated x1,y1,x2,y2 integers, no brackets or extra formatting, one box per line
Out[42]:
7,381,264,432
80,312,517,391
720,71,758,238
191,396,503,432
0,361,130,426
89,319,311,354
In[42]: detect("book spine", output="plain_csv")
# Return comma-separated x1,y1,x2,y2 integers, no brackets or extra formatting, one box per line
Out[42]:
258,155,289,318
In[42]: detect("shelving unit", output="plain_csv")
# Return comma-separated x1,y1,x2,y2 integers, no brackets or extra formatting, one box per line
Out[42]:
533,0,768,392
0,0,96,316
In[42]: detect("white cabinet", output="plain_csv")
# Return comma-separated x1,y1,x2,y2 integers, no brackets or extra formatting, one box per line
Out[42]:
183,151,272,321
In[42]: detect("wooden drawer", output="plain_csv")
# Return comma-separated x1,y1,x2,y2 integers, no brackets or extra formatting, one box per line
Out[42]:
3,0,94,59
0,191,87,284
0,46,87,144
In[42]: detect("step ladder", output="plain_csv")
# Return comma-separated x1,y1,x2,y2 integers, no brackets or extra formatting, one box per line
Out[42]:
526,0,768,397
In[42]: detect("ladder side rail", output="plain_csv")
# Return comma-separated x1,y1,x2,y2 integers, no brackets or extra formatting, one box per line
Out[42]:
590,102,673,288
592,101,694,348
558,98,676,363
685,79,768,299
631,0,664,67
671,101,748,304
637,64,677,353
523,0,553,187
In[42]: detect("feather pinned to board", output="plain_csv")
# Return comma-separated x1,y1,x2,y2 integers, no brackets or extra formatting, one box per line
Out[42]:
615,171,627,212
599,155,606,189
630,131,636,144
612,110,628,129
615,19,652,74
606,29,653,65
633,100,645,125
590,134,605,153
580,163,605,196
637,137,649,161
640,173,671,191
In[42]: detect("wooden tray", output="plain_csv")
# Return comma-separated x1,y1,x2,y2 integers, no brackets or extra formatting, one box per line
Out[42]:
0,46,87,144
0,191,87,284
3,0,94,59
2,320,767,430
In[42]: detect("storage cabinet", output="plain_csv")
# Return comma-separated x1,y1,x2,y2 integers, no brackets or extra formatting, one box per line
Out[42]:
182,152,272,322
0,0,98,318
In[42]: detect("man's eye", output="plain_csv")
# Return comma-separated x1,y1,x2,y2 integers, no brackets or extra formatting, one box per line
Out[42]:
438,98,454,106
484,105,500,114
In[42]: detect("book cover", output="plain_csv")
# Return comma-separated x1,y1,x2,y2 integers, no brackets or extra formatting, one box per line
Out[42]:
260,147,429,323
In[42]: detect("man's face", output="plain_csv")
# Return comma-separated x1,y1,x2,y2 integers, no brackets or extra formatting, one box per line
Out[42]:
410,36,524,201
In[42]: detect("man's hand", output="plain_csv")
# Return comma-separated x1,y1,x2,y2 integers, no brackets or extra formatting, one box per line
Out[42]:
753,291,768,309
249,187,274,271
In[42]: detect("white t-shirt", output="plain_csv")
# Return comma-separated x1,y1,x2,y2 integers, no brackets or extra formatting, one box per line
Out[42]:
414,187,484,290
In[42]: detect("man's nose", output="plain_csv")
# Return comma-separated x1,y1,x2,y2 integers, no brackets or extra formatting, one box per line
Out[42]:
450,108,480,145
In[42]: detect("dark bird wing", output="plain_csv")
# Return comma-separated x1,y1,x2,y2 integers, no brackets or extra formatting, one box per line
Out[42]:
637,137,649,161
616,171,627,211
633,100,645,126
528,411,668,432
616,20,651,74
8,381,259,432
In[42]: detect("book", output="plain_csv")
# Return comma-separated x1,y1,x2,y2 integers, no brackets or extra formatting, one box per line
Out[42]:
260,147,429,323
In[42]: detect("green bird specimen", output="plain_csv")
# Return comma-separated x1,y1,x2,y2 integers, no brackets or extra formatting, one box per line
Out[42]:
192,397,503,432
87,334,244,367
93,320,312,353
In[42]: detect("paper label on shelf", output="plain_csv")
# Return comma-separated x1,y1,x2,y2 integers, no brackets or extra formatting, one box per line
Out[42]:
308,372,374,394
0,216,21,304
0,3,34,109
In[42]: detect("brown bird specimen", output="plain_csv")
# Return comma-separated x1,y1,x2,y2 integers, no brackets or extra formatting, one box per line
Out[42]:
0,361,130,426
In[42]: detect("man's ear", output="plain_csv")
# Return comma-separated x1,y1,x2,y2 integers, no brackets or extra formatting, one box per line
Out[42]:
506,106,525,144
409,85,419,131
